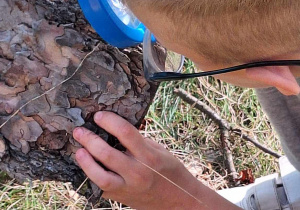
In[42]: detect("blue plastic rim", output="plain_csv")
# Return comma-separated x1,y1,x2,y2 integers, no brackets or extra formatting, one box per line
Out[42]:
78,0,146,48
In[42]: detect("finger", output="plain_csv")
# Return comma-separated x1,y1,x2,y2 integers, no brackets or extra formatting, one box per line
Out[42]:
93,111,145,155
73,127,132,174
145,138,165,150
76,148,125,191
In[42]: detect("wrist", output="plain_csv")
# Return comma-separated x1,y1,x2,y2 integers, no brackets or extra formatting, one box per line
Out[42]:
157,171,240,210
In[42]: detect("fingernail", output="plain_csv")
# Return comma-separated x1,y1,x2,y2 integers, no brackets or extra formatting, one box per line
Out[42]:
94,111,103,121
74,127,83,138
76,148,86,160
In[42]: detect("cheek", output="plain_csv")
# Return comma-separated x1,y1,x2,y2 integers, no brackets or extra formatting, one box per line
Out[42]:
153,35,183,54
212,70,265,88
144,21,188,55
194,62,261,87
290,66,300,78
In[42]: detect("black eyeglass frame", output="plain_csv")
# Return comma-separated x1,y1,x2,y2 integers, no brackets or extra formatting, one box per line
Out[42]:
150,60,300,82
142,29,300,82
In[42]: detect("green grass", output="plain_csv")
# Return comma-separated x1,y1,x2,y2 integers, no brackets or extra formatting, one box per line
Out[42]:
0,60,282,209
143,60,282,186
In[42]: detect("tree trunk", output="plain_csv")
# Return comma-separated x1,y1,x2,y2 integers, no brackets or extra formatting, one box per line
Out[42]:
0,0,160,200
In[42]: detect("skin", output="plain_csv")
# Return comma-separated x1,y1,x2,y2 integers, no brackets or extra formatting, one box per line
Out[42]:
73,4,300,209
73,112,239,209
127,4,300,95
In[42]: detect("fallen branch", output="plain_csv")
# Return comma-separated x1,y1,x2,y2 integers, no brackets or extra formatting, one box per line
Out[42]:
174,88,237,181
173,89,230,130
220,128,238,181
232,129,281,159
174,88,281,159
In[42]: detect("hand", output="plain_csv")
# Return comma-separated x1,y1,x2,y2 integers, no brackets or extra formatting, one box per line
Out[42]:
73,111,239,210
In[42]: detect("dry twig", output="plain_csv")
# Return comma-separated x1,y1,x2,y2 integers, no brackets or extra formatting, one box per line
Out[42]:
220,129,238,181
174,88,281,170
174,88,237,181
232,129,281,159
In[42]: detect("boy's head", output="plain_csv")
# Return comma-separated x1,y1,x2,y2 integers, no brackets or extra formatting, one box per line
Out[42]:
123,0,300,95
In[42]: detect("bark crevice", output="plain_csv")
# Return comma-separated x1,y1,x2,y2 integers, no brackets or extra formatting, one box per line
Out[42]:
0,0,160,201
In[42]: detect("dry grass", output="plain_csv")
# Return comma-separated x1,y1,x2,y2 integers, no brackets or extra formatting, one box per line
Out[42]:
0,61,282,209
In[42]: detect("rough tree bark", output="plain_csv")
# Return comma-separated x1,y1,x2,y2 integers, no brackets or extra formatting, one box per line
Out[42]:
0,0,160,201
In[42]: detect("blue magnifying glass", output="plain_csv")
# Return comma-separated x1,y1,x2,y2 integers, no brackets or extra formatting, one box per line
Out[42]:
78,0,185,81
78,0,300,83
78,0,147,48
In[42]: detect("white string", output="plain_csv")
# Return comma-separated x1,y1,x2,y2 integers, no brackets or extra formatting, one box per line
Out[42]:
0,43,101,129
1,43,208,208
133,157,206,206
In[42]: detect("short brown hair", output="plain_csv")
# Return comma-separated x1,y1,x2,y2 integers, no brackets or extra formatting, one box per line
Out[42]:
124,0,300,64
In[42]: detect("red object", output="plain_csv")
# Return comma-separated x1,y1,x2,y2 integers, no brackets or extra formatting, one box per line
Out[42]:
236,169,255,185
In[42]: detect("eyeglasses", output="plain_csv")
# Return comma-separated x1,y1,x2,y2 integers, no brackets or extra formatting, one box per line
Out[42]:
143,29,185,81
143,29,300,82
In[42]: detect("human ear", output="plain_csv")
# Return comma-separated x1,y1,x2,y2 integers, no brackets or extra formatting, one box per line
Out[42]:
245,66,300,95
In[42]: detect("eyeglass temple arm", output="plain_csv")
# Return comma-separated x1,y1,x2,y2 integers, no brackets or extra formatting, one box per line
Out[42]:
149,60,300,82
